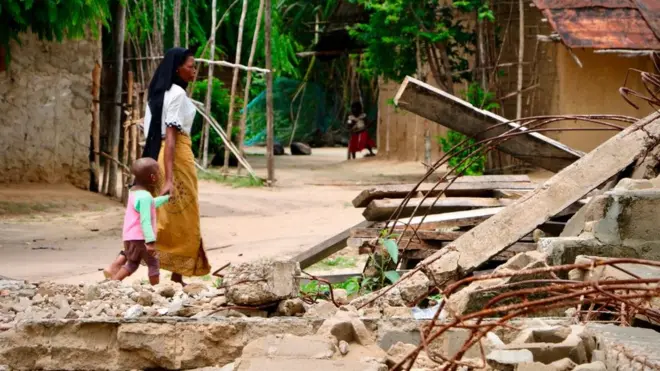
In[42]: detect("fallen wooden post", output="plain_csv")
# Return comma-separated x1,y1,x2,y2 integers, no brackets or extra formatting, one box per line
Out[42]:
398,112,660,289
353,181,537,208
292,220,372,269
362,197,516,222
394,76,584,173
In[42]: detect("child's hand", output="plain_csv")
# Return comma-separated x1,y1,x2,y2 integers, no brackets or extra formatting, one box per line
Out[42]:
145,242,157,257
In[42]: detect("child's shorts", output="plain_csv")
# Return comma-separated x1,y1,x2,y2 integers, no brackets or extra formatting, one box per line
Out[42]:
123,240,160,277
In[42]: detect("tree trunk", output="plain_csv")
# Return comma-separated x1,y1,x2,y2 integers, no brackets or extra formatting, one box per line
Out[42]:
265,0,275,184
108,3,127,198
185,0,190,49
237,0,265,173
122,71,134,204
223,0,250,172
173,0,182,46
202,0,218,168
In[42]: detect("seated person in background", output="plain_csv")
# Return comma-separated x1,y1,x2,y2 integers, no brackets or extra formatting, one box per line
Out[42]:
347,102,375,160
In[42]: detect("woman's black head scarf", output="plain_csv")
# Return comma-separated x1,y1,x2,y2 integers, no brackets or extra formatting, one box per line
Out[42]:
142,47,193,160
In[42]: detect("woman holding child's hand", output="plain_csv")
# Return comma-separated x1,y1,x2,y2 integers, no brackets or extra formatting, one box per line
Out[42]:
141,47,211,286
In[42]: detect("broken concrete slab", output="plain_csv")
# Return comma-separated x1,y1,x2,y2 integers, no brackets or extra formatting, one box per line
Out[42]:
445,251,556,317
540,185,660,268
487,349,534,370
504,325,588,364
222,258,301,306
393,76,584,172
382,111,660,293
241,334,336,360
234,357,387,371
316,311,375,346
585,323,660,369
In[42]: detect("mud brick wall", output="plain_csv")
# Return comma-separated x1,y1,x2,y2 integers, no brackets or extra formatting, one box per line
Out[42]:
0,31,100,189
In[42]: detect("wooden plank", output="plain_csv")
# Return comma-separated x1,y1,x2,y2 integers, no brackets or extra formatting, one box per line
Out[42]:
350,227,535,243
380,207,504,230
398,112,660,287
292,220,371,269
300,271,410,285
353,182,536,208
403,242,537,261
362,197,516,222
350,228,464,241
393,76,584,173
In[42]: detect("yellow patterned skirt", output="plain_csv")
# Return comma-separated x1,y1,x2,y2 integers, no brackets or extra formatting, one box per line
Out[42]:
156,133,211,277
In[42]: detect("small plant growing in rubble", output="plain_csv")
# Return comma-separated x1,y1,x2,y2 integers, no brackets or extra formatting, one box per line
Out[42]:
362,231,401,292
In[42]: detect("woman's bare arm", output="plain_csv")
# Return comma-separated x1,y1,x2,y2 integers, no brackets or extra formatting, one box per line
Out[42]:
161,126,177,196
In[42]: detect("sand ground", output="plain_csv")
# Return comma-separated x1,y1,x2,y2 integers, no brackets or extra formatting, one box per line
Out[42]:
0,148,442,284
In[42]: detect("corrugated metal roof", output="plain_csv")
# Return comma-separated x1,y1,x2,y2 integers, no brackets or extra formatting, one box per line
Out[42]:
533,0,660,50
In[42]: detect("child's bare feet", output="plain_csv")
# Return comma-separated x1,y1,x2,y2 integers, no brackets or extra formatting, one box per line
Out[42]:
104,253,127,279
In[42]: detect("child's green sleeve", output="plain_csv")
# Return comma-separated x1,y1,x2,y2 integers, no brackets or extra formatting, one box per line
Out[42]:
135,197,157,243
154,195,170,208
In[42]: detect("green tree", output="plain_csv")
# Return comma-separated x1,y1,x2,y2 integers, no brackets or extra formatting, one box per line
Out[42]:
0,0,109,63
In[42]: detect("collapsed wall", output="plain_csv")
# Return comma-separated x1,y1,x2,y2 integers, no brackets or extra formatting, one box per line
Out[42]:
0,31,99,189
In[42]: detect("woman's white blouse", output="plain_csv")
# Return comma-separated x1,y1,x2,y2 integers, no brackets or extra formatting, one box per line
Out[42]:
143,85,196,138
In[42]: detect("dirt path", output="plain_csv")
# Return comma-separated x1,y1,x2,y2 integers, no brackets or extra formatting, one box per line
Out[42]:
0,148,434,284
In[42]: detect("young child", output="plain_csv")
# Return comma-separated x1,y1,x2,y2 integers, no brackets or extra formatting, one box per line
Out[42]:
106,157,169,285
347,102,375,160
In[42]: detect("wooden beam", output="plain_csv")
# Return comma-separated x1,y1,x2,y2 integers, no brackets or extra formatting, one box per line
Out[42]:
393,77,584,173
403,242,537,261
292,220,372,269
350,228,464,241
398,112,660,288
362,197,515,222
353,181,536,208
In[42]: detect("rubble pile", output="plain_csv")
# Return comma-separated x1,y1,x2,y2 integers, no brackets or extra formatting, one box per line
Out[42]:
0,258,307,328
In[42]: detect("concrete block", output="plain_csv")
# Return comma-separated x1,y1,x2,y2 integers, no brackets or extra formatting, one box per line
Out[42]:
505,325,588,364
487,349,534,370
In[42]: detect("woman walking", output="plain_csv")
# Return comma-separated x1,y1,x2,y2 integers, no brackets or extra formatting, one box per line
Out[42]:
142,47,210,285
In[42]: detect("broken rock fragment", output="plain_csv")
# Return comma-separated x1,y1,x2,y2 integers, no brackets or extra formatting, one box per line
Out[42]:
223,258,301,306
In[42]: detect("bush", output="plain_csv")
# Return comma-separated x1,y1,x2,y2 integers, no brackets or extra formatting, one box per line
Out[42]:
436,83,500,176
190,77,232,157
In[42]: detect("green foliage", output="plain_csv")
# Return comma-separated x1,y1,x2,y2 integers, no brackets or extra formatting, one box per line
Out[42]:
348,0,493,82
197,170,264,188
299,276,361,299
437,82,500,176
190,77,231,156
362,231,401,291
0,0,109,63
310,256,358,270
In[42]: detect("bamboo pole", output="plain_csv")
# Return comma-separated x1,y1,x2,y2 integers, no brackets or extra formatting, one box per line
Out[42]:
237,0,265,174
192,101,259,177
133,84,141,162
121,71,134,204
108,3,127,198
516,0,525,119
173,0,182,46
223,0,250,172
91,61,102,192
265,0,274,184
202,0,218,168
